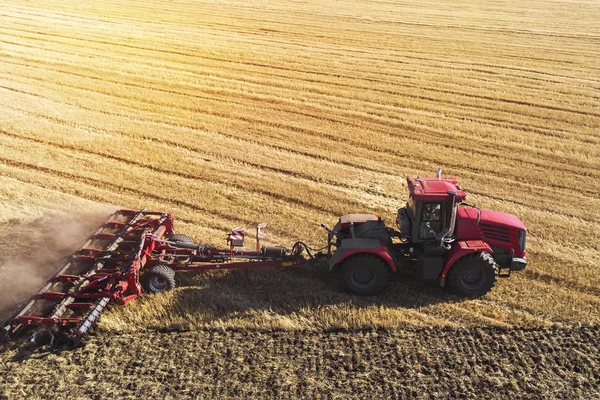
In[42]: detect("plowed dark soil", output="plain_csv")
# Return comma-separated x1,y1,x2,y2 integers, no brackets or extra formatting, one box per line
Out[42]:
1,326,599,399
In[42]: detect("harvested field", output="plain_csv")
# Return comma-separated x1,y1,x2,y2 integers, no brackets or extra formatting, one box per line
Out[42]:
0,0,599,397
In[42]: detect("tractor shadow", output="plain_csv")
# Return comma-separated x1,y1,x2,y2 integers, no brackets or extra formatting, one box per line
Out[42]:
168,262,460,327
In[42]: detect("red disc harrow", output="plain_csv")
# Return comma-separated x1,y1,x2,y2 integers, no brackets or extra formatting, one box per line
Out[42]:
0,209,308,346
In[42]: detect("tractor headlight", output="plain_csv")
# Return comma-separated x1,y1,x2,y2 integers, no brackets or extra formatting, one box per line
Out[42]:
517,229,526,252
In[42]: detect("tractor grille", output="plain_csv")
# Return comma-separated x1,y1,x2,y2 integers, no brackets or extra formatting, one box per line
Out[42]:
480,224,511,243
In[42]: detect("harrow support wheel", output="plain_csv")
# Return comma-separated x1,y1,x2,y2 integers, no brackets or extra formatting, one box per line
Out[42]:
340,254,389,296
448,252,497,297
141,264,177,294
31,328,56,347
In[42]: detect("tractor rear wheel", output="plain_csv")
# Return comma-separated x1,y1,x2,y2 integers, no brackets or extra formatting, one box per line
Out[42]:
448,252,497,297
141,264,176,294
340,254,389,296
169,233,193,243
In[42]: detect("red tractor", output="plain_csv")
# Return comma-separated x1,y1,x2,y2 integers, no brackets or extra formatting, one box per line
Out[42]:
323,170,527,297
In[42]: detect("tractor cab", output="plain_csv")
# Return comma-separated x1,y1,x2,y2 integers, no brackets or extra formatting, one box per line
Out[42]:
397,172,466,248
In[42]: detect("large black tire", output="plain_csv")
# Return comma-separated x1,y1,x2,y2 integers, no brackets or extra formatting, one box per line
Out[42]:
340,254,389,296
141,264,176,294
169,233,193,243
447,252,497,297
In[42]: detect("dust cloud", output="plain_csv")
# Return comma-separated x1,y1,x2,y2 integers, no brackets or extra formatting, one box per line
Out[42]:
0,208,114,323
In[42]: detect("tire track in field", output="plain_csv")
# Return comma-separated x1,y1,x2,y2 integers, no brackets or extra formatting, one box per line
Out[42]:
3,14,599,90
5,6,600,75
15,78,593,198
10,34,598,111
0,140,344,225
0,109,397,203
6,32,595,111
12,1,600,46
2,28,598,120
3,26,597,106
3,106,599,230
3,73,599,193
16,0,599,52
6,53,593,151
4,71,600,206
3,53,597,150
0,170,253,243
3,45,597,143
3,40,595,137
0,129,361,217
0,158,308,241
4,32,596,122
3,12,597,80
6,24,568,90
0,83,397,177
2,85,598,219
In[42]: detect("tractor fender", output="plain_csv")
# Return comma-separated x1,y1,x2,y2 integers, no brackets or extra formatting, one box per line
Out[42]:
329,238,396,272
439,241,493,287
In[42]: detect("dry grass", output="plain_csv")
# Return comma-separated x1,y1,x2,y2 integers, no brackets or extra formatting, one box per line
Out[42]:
0,0,599,333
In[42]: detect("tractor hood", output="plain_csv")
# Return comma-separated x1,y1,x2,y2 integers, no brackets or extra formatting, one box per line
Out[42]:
455,208,527,242
479,209,527,231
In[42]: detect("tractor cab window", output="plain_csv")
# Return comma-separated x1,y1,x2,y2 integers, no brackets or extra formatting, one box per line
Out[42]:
419,202,442,240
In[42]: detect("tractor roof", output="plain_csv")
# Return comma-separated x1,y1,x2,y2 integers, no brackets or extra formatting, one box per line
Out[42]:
407,177,467,201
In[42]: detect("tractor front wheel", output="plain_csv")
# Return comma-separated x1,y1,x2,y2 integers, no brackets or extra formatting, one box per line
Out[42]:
141,265,177,294
448,252,497,297
340,254,389,296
